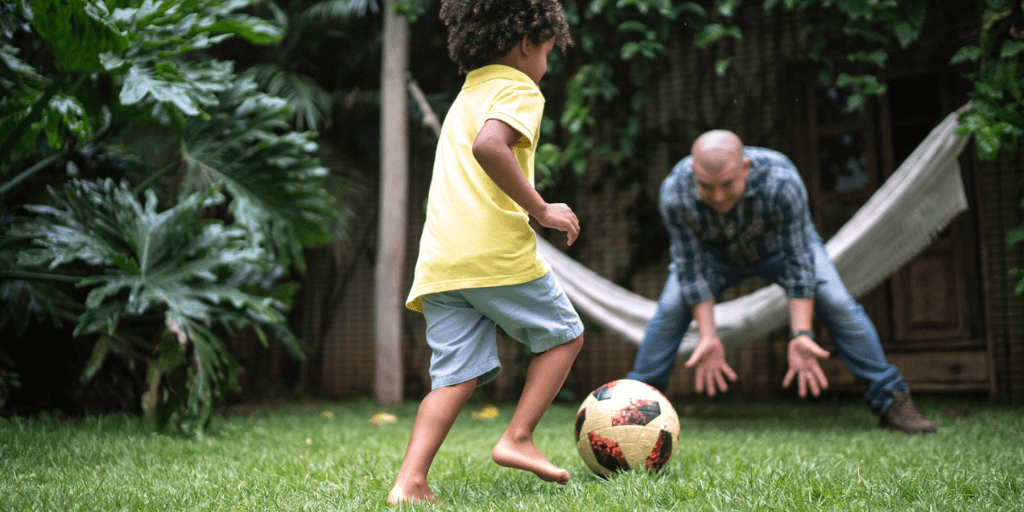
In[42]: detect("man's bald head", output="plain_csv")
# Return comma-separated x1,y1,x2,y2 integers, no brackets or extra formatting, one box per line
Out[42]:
692,130,745,172
689,130,750,213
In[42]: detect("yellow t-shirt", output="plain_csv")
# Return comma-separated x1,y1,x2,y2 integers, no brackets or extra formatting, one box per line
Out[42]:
406,65,550,312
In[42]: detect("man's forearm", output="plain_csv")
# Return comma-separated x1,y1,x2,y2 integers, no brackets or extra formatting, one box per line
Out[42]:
787,298,814,332
693,299,717,341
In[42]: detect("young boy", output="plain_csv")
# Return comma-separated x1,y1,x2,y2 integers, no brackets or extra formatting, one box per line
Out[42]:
387,0,583,505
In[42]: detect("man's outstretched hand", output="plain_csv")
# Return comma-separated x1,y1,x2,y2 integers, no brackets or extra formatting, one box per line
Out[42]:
684,337,738,397
781,335,831,397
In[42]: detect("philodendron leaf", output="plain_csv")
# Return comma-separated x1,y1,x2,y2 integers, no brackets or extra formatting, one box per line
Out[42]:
81,334,111,383
30,0,129,72
121,65,200,115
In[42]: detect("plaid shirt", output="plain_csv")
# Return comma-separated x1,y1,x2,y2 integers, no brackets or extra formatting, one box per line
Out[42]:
660,146,817,307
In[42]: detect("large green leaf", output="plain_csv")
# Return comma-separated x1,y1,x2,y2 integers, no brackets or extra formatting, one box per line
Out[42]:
93,0,279,118
9,178,303,432
0,250,76,336
177,75,337,273
251,63,333,131
30,0,130,72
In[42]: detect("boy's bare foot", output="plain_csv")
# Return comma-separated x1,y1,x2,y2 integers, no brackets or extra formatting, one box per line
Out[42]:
387,481,437,506
492,435,570,485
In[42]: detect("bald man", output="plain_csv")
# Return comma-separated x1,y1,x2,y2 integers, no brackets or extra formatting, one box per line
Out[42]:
627,130,936,434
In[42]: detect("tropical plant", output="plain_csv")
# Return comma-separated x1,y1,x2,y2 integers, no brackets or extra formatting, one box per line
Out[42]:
0,0,340,432
243,0,382,133
946,0,1024,293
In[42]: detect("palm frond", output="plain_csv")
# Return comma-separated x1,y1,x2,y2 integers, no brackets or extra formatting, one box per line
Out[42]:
251,63,333,131
300,0,379,24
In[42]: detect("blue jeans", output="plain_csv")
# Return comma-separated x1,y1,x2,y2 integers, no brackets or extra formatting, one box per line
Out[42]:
627,235,906,416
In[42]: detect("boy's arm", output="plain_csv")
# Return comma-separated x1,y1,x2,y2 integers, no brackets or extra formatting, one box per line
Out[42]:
473,118,579,245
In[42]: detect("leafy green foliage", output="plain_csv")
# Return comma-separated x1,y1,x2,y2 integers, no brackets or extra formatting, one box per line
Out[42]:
244,0,379,133
950,1,1024,160
389,0,427,22
9,179,303,431
251,63,333,131
1,0,340,427
543,0,931,188
945,1,1024,293
538,0,688,186
30,0,130,73
176,74,335,273
94,0,281,120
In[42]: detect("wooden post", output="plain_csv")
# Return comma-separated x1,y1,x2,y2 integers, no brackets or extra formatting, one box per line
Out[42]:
375,2,408,406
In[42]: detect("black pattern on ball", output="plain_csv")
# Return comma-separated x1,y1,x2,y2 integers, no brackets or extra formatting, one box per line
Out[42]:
644,429,674,472
574,407,587,442
610,398,661,426
588,431,630,473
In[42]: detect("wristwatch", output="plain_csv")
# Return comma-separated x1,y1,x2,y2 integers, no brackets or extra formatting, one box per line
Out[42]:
789,329,815,341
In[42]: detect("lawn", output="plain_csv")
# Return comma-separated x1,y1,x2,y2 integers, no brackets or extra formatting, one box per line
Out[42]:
1,395,1021,511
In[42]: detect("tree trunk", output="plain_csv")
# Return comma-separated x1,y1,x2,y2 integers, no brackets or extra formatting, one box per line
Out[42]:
375,2,408,406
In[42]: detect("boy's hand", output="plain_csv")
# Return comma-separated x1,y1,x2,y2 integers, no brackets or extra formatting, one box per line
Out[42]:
536,203,579,246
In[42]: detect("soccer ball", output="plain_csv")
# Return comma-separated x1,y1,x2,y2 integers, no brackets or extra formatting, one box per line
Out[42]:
574,379,680,477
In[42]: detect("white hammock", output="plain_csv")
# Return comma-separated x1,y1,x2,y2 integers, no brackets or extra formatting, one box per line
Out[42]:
538,104,973,357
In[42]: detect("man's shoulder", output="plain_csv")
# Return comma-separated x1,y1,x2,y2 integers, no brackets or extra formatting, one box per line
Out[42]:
666,155,694,182
744,146,796,170
662,156,695,191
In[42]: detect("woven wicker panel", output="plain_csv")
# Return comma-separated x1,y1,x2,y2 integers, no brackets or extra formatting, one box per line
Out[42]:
977,150,1024,402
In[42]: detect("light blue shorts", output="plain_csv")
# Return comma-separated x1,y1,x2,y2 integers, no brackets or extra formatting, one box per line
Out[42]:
420,272,584,390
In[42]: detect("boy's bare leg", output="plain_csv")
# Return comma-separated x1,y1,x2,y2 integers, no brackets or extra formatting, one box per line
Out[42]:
492,335,583,485
388,379,477,505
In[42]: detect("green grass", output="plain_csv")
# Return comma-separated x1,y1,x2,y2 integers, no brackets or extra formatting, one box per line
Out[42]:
1,396,1021,511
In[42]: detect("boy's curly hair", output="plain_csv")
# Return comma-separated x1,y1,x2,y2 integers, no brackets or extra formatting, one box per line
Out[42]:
439,0,573,74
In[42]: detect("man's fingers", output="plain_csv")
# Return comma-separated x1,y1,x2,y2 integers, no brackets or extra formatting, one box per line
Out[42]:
723,363,738,382
813,365,829,391
684,352,700,369
713,371,729,393
802,338,831,359
805,373,818,397
782,369,795,388
684,345,708,369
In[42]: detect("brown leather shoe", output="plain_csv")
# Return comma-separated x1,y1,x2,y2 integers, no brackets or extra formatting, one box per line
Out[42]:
880,389,937,434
